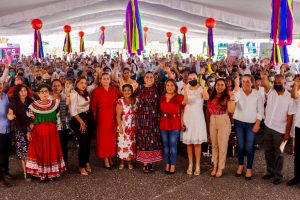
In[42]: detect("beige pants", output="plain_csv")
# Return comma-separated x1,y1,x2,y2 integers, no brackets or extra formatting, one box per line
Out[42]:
209,114,231,170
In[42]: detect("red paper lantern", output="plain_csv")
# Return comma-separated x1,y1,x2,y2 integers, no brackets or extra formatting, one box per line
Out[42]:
166,32,172,38
31,19,43,30
180,26,188,34
78,31,84,38
100,26,106,32
143,26,149,33
64,25,72,33
205,18,216,29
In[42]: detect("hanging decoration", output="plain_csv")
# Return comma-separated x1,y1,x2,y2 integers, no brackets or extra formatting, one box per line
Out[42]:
178,36,182,52
205,18,216,57
180,26,188,53
123,29,127,49
270,0,294,64
143,26,149,46
78,31,85,52
63,25,72,54
125,0,144,56
31,18,44,59
166,32,172,53
99,26,105,46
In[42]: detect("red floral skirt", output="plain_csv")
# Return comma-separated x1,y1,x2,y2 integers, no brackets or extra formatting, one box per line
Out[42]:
26,122,66,179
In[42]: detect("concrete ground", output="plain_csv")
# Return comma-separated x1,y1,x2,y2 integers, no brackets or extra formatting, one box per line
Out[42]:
1,144,300,200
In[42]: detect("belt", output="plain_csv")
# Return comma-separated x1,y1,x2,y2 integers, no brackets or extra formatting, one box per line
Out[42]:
162,113,180,118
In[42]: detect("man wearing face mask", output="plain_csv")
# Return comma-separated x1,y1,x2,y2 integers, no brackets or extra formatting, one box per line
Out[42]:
285,73,294,92
260,72,297,185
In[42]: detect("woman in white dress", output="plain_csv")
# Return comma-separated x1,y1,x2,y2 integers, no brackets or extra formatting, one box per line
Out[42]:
182,72,209,176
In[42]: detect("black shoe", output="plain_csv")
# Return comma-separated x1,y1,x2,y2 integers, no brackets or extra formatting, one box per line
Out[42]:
104,166,112,170
245,176,252,180
262,174,274,180
287,177,300,186
4,173,15,180
164,170,170,174
169,171,176,175
148,164,155,172
1,179,12,188
273,178,282,185
235,173,243,177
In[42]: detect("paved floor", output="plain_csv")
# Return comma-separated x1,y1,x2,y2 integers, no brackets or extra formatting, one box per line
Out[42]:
1,145,300,200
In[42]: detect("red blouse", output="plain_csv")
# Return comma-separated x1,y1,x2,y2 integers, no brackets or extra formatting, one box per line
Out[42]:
207,97,229,115
159,94,184,130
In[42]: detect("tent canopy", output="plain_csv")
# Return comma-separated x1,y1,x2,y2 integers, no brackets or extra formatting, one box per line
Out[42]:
1,0,299,41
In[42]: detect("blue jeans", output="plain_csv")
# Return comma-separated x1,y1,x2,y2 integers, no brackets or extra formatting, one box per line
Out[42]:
234,120,256,169
160,130,180,165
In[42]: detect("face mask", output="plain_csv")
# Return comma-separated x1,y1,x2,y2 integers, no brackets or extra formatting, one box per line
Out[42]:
87,71,93,76
56,68,61,73
209,82,215,87
274,84,284,92
36,76,42,81
189,79,198,87
9,72,15,77
18,72,24,77
165,74,168,78
269,76,275,82
286,76,293,82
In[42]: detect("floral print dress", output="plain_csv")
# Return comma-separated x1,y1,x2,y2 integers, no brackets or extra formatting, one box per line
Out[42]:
117,98,138,161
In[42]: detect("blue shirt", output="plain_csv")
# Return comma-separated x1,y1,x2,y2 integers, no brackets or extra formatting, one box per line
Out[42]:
0,92,10,134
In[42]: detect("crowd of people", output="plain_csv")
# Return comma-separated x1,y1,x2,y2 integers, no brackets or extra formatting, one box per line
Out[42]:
0,53,299,189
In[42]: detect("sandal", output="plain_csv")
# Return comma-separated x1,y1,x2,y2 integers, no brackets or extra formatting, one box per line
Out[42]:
148,164,155,172
143,165,149,174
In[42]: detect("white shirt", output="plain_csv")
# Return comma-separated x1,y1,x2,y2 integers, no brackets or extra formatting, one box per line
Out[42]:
177,81,187,94
234,88,264,123
264,89,297,134
293,90,300,128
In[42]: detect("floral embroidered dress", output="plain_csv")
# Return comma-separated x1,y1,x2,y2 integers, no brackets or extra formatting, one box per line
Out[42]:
135,84,163,163
26,99,66,179
117,98,138,160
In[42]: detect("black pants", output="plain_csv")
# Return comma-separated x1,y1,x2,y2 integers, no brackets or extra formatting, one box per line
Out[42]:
71,112,93,168
0,134,11,180
264,126,284,180
295,127,300,179
59,129,69,167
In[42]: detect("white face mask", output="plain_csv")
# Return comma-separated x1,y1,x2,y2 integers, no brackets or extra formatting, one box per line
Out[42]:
269,76,275,82
286,76,293,82
209,82,215,87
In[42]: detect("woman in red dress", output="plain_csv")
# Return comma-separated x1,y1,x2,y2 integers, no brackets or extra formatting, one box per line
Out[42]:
26,84,65,181
91,73,121,168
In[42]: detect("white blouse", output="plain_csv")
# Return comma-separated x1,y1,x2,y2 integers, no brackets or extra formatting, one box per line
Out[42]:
233,88,264,123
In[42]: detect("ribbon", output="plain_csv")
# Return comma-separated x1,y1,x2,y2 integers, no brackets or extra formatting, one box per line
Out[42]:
33,30,44,59
125,0,144,56
181,34,187,53
207,28,214,57
63,33,72,54
99,31,105,46
79,36,85,52
167,37,171,53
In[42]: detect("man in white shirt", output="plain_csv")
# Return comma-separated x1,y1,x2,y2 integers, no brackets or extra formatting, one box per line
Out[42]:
260,72,296,185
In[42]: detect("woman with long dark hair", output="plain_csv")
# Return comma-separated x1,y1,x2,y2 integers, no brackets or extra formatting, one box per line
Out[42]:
7,84,33,181
69,76,96,175
208,78,236,178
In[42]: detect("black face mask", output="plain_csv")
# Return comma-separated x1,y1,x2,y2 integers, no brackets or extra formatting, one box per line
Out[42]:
87,71,93,76
36,76,42,81
274,84,284,92
189,79,198,87
18,72,24,77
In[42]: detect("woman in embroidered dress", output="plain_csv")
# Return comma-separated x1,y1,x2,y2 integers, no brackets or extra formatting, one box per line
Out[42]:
134,64,173,173
26,84,65,181
7,84,33,181
116,84,138,170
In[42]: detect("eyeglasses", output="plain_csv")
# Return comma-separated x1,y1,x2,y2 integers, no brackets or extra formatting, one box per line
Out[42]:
39,90,49,94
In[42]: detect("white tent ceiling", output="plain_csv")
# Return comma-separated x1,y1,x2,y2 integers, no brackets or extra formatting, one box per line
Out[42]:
0,0,300,41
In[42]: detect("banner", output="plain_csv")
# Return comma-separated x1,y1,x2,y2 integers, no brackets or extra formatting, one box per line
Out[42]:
0,43,20,64
227,43,244,60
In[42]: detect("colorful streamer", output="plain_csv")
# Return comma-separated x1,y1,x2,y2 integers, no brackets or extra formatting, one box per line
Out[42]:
125,0,144,56
181,34,187,53
167,37,171,53
270,0,294,64
99,31,105,46
178,36,182,52
63,33,72,54
144,31,148,46
207,28,214,57
34,30,44,59
80,37,85,52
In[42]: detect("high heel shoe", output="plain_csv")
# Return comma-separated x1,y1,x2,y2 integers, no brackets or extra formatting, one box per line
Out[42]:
85,163,92,173
119,164,125,170
210,168,217,177
194,167,201,176
187,164,193,175
79,168,88,175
